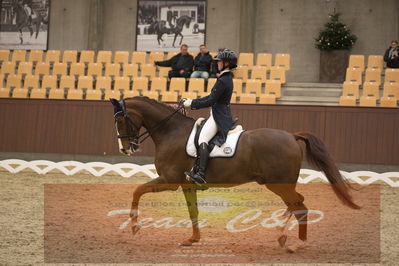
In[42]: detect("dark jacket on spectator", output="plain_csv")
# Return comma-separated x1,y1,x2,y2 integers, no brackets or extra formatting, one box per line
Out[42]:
384,47,399,68
155,53,194,73
193,51,212,72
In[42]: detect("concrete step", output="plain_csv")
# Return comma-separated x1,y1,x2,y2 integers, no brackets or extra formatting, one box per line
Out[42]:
282,87,342,97
277,95,339,106
283,82,342,89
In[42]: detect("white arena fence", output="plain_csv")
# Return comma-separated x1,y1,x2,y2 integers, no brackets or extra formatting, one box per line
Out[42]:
0,159,398,187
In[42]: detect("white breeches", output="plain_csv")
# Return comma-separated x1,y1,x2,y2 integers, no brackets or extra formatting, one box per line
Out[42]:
198,110,218,145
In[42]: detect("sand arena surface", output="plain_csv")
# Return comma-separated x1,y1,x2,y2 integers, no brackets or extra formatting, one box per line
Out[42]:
0,168,398,265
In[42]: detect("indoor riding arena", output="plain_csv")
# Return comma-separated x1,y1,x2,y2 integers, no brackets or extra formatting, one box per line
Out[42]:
0,0,398,265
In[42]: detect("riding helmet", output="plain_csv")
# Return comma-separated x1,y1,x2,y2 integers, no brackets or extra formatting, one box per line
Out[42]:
215,49,238,68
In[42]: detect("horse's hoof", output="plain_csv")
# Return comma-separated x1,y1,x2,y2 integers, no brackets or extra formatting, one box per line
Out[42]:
285,240,305,253
179,238,200,246
131,223,141,235
278,235,287,248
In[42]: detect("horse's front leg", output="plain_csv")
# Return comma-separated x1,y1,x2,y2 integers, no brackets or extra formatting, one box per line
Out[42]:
19,29,23,44
130,176,179,235
173,33,178,47
179,32,183,45
180,184,200,246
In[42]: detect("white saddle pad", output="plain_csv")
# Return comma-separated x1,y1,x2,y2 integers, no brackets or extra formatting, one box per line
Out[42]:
186,118,244,158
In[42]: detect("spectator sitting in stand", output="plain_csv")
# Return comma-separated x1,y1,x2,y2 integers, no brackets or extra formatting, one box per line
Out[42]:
155,44,194,79
210,47,225,78
384,40,399,68
191,44,212,80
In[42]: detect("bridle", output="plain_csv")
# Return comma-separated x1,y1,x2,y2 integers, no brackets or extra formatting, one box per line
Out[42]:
114,99,186,150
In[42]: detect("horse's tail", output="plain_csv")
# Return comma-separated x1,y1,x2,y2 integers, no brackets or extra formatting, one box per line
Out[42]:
294,131,360,209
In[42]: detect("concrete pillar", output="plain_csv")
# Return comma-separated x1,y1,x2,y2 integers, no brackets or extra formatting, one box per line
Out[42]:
87,0,103,51
239,0,256,52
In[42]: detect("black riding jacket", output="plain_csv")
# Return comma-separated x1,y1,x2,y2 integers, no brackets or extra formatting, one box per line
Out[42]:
191,70,234,145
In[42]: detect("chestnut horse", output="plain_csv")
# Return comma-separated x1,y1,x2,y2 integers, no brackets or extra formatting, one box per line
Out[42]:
110,96,359,252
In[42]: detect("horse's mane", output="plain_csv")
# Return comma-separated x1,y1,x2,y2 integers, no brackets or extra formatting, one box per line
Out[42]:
126,96,194,120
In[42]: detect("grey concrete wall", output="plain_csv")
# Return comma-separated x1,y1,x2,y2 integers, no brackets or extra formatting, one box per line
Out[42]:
47,0,399,82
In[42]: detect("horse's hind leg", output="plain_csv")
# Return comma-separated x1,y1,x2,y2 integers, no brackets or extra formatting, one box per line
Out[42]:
19,29,23,44
266,184,308,252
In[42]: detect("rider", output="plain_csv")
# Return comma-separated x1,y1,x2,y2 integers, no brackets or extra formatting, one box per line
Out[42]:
182,49,237,185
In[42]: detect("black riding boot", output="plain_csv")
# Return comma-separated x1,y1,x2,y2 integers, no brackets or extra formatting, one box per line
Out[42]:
187,142,209,185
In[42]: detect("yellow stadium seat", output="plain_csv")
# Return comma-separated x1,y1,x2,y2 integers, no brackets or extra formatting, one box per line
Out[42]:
17,61,32,75
142,90,159,100
339,95,356,106
348,55,365,72
28,50,43,63
207,78,217,91
342,81,360,98
364,68,381,85
105,63,121,77
265,80,281,98
246,79,262,94
233,79,243,95
158,67,171,78
141,64,156,78
238,53,254,67
62,50,78,64
251,66,267,83
385,69,399,83
362,82,380,99
67,88,83,100
149,52,164,64
60,75,75,90
240,93,256,104
210,52,218,58
256,53,272,69
30,88,46,99
6,74,22,88
151,77,167,92
87,63,103,77
104,89,121,100
86,89,102,100
77,76,93,90
45,50,61,63
161,91,178,102
383,82,399,98
1,61,16,74
12,50,26,62
367,55,383,70
97,50,112,64
0,87,10,98
359,95,376,107
48,88,65,99
169,77,186,93
115,76,131,91
12,88,28,98
52,62,68,76
114,51,130,65
35,62,50,76
181,91,198,100
131,51,147,65
269,66,286,83
234,66,249,81
188,78,204,93
123,63,139,78
259,94,276,104
345,68,362,83
24,75,39,89
167,51,179,59
95,76,111,91
0,73,3,86
380,96,397,107
41,75,57,90
275,53,290,70
123,89,141,98
70,63,86,76
79,50,95,64
0,50,10,62
132,77,148,91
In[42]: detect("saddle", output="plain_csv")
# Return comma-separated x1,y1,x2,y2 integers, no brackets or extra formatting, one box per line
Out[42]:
186,118,244,158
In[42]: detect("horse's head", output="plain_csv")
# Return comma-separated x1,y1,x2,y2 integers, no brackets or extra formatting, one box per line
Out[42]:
110,98,142,155
180,15,192,28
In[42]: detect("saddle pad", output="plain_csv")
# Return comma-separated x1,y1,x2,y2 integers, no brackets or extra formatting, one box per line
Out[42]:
186,118,244,158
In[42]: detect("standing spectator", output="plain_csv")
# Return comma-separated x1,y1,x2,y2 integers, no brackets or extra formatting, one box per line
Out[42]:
155,44,194,79
191,44,212,80
384,40,399,68
210,47,225,78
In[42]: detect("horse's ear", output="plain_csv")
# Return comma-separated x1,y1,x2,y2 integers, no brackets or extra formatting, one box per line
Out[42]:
109,98,121,113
